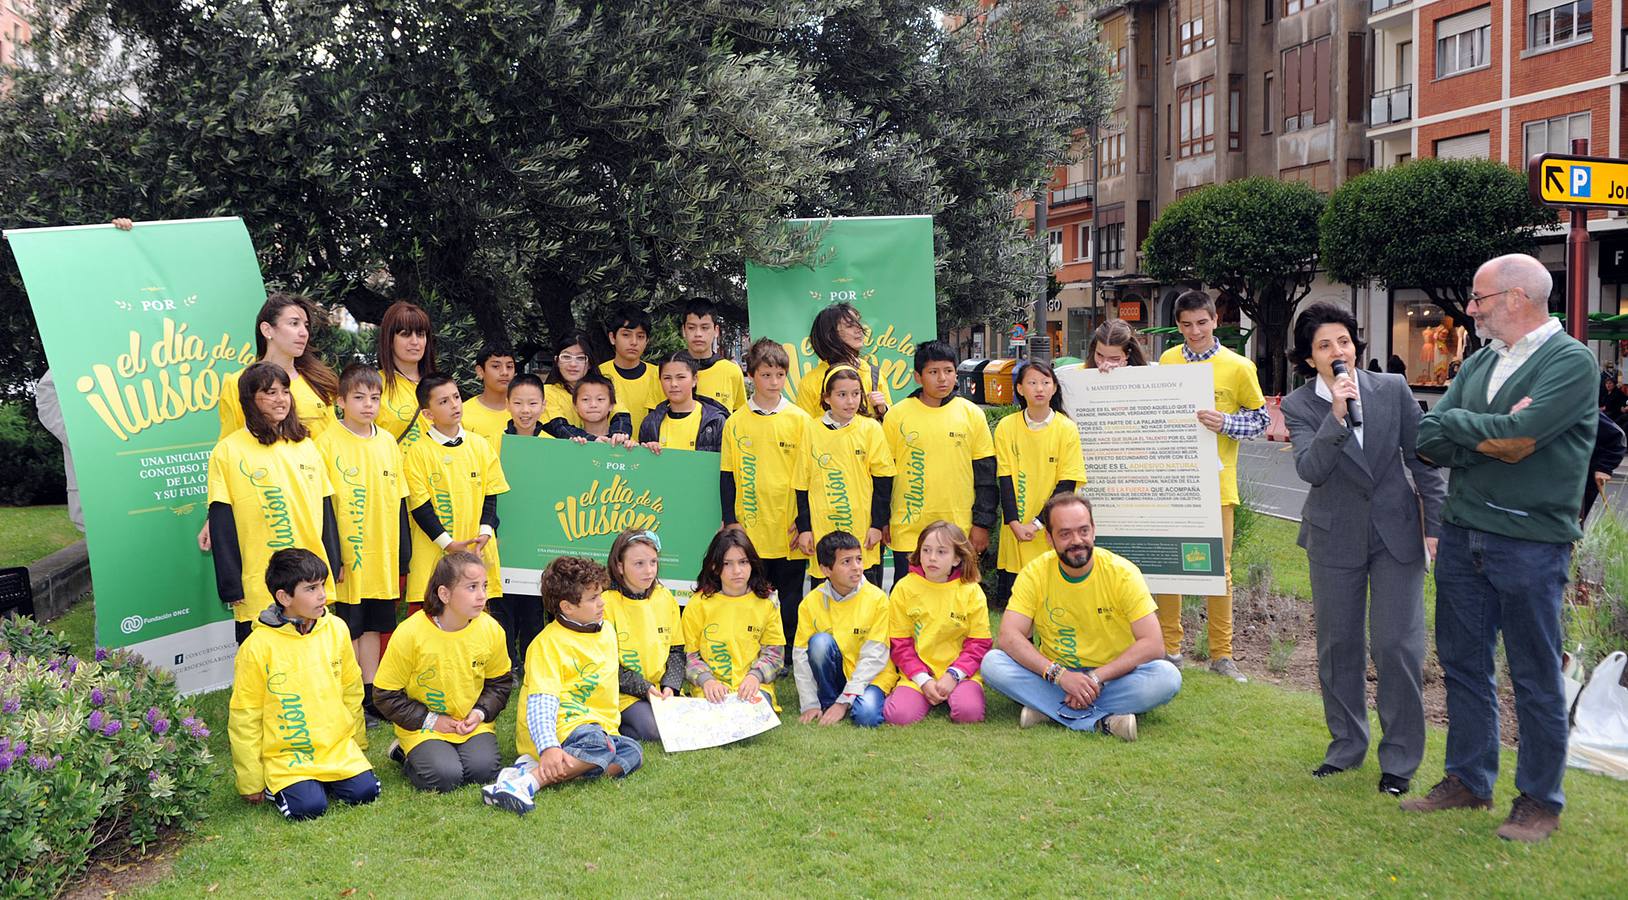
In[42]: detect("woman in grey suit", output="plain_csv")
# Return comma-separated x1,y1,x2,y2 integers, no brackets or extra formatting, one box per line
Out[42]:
1281,303,1446,796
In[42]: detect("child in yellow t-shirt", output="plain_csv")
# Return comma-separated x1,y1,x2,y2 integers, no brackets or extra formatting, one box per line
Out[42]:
682,530,786,709
792,532,896,727
374,551,511,792
721,339,812,643
882,521,992,725
228,549,379,821
600,305,664,437
403,374,510,610
482,557,642,815
207,362,340,646
793,301,892,419
602,530,685,742
541,331,632,441
882,340,998,586
491,373,549,673
794,365,896,584
316,364,411,723
993,360,1086,603
461,344,515,445
678,298,747,412
638,353,730,452
571,372,634,446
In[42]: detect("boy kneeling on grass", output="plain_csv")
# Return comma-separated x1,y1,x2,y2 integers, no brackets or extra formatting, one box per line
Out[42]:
792,531,897,727
229,548,380,821
483,556,643,814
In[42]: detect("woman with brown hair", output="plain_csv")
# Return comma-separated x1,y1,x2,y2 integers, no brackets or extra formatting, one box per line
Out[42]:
375,300,438,443
217,293,340,439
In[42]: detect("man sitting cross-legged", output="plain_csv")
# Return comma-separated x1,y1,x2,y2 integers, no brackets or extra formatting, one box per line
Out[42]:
982,493,1182,740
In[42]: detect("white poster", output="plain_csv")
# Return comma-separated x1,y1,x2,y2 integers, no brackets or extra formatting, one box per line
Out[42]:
1056,364,1226,596
649,695,781,753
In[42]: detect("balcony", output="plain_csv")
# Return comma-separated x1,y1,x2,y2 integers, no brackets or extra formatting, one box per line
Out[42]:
1370,0,1411,13
1050,181,1094,207
1370,84,1412,126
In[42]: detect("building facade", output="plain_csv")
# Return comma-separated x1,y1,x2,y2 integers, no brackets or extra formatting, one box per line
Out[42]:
1,0,30,88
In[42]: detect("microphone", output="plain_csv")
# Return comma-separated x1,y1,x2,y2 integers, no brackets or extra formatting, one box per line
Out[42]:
1331,359,1362,428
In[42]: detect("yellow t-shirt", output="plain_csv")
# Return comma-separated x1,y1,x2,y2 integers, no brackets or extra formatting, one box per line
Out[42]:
604,584,682,711
218,368,337,441
600,360,663,437
721,405,812,561
655,405,706,451
796,416,896,574
1007,548,1157,669
314,424,408,603
373,610,510,754
460,396,512,446
793,582,898,693
206,430,336,621
228,612,371,795
793,359,894,419
681,591,786,711
1157,344,1265,506
516,621,622,758
696,358,747,412
886,574,991,691
377,371,424,446
994,411,1087,574
882,396,996,552
403,432,510,602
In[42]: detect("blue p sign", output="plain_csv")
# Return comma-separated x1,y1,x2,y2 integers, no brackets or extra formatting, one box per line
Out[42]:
1571,165,1592,198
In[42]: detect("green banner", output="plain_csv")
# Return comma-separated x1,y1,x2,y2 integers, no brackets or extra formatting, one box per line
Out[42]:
497,439,723,599
745,216,936,399
5,218,263,693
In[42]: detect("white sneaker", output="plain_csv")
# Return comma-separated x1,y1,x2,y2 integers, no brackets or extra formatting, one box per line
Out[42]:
1018,706,1050,729
482,774,535,815
1163,653,1185,666
1099,713,1138,742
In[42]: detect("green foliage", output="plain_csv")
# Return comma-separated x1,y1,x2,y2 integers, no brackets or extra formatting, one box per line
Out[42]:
0,402,66,507
0,619,214,899
1141,178,1325,394
1570,510,1628,670
0,0,1111,392
1320,158,1558,347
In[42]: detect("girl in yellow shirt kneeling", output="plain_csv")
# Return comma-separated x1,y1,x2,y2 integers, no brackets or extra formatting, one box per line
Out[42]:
603,530,685,742
682,530,785,709
883,521,992,725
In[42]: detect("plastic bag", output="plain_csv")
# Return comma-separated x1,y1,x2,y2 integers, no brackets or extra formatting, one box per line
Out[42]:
1567,651,1628,780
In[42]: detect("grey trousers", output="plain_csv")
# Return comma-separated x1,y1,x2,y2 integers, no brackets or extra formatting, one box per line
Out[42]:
620,699,661,743
1308,549,1427,778
402,731,501,792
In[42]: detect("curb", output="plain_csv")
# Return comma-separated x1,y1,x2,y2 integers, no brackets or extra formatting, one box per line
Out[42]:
28,540,92,622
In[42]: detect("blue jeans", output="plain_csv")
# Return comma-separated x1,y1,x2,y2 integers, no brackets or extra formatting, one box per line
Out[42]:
556,724,642,779
982,650,1182,731
1434,523,1571,811
271,771,381,821
807,632,886,727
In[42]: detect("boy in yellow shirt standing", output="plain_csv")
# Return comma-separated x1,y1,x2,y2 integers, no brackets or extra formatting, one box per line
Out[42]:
483,557,642,815
882,341,998,586
721,338,812,643
792,532,896,727
600,305,664,437
229,549,379,821
1155,291,1268,683
678,299,747,412
316,364,411,724
461,344,515,444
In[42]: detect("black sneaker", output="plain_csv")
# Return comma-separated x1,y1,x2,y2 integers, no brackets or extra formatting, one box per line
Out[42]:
1378,773,1411,796
387,739,404,764
1312,763,1345,778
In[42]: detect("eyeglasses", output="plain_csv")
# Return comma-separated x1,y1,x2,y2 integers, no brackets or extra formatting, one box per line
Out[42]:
557,353,589,365
1466,289,1512,307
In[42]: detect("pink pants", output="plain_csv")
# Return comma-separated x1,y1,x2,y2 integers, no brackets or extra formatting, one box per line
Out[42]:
882,681,986,725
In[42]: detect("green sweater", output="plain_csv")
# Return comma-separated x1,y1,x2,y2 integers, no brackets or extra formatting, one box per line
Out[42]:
1417,329,1598,543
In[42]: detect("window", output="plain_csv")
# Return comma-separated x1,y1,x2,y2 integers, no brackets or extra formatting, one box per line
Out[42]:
1434,131,1491,159
1074,223,1092,262
1228,76,1243,149
1436,7,1491,77
1280,161,1333,192
1097,223,1126,270
1529,0,1592,50
1047,228,1064,267
1178,78,1216,157
1524,112,1590,157
1262,71,1274,132
1178,0,1214,57
1264,0,1276,21
1285,0,1325,15
1281,36,1331,133
1104,15,1128,77
1099,130,1126,178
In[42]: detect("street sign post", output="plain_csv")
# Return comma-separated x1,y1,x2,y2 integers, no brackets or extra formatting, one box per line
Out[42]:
1527,141,1605,341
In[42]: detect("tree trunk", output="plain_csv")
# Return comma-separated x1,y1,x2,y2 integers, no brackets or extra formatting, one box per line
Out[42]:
527,266,580,364
1247,285,1294,396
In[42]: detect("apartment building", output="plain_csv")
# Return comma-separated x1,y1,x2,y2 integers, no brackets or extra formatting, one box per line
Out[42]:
1,0,30,88
1366,0,1624,390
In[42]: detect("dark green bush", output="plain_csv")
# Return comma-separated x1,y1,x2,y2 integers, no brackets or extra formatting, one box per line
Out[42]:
0,402,66,506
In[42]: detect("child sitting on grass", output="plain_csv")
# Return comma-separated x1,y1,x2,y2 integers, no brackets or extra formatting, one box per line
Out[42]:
792,531,896,727
883,520,992,726
682,529,785,708
229,548,379,821
483,556,642,814
603,529,685,742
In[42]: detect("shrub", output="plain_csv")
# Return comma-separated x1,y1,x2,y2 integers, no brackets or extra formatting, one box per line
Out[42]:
1570,511,1628,670
0,617,213,899
0,402,66,506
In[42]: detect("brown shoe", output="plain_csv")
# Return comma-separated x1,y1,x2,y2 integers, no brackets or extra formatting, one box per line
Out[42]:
1398,774,1493,812
1496,794,1561,843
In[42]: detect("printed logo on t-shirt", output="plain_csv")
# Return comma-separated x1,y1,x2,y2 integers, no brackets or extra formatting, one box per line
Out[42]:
241,460,296,551
703,622,733,682
266,670,315,766
1046,604,1080,668
560,660,604,724
897,425,926,524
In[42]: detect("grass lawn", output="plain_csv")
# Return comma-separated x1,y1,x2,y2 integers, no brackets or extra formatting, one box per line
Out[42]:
38,608,1628,897
0,504,80,568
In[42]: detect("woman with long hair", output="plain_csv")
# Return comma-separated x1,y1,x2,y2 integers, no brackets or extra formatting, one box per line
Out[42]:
376,300,438,444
